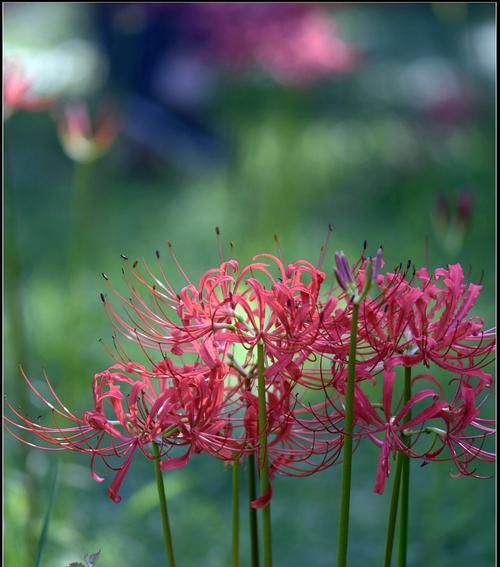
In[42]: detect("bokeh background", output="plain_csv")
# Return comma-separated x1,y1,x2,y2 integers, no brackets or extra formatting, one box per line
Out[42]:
4,3,495,567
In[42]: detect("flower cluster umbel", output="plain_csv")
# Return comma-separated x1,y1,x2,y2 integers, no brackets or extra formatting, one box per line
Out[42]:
5,236,495,503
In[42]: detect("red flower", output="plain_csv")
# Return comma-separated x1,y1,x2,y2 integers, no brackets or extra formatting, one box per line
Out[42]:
3,59,54,119
103,249,326,381
5,360,248,503
423,379,495,478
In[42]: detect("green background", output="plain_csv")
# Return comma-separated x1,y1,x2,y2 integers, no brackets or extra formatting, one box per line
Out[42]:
4,3,495,566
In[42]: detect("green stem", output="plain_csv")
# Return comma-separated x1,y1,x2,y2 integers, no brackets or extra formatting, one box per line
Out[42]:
248,449,260,566
232,460,240,567
398,367,412,567
383,452,404,567
337,302,359,567
243,370,259,567
152,442,176,567
257,343,272,567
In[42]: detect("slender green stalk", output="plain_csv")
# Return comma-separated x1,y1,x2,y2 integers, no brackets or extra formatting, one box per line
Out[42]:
232,461,240,567
242,369,259,567
257,343,272,567
337,302,360,567
152,442,176,567
383,452,404,567
248,445,260,567
398,367,412,567
34,461,58,567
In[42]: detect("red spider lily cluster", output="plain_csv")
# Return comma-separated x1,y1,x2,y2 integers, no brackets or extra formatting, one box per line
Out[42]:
5,238,495,504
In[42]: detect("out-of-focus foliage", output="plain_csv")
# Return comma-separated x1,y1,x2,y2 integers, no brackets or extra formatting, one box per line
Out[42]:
4,3,495,566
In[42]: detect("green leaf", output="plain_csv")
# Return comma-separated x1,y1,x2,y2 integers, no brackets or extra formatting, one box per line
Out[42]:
34,461,59,567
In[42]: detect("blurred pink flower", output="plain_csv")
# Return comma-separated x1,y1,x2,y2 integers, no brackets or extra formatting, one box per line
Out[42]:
3,59,54,119
192,4,358,85
56,101,118,163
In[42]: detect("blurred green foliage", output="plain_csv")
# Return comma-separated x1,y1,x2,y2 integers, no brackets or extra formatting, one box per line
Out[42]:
4,3,495,566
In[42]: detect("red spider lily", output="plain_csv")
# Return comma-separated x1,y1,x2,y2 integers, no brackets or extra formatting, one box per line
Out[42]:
243,376,342,482
351,362,449,494
3,59,54,119
420,379,495,479
56,100,118,163
102,249,326,380
359,264,495,380
5,360,249,503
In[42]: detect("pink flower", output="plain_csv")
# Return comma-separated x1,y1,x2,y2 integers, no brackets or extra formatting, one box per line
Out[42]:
190,4,358,85
3,59,54,119
423,379,495,478
103,248,326,379
356,263,495,381
5,360,248,503
56,101,118,162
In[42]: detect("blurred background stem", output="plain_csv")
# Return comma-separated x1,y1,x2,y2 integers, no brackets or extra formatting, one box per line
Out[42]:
4,132,42,562
34,460,59,567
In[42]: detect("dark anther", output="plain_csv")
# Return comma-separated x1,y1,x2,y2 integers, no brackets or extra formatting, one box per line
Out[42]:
363,239,367,250
102,273,109,280
167,240,172,248
120,254,128,260
215,226,220,235
407,260,411,269
100,293,106,304
328,223,333,232
155,250,160,259
420,461,429,468
133,260,138,268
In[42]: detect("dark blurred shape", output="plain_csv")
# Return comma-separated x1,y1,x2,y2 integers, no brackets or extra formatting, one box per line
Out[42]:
433,189,474,255
435,192,450,234
122,95,226,170
457,189,474,227
93,3,225,172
